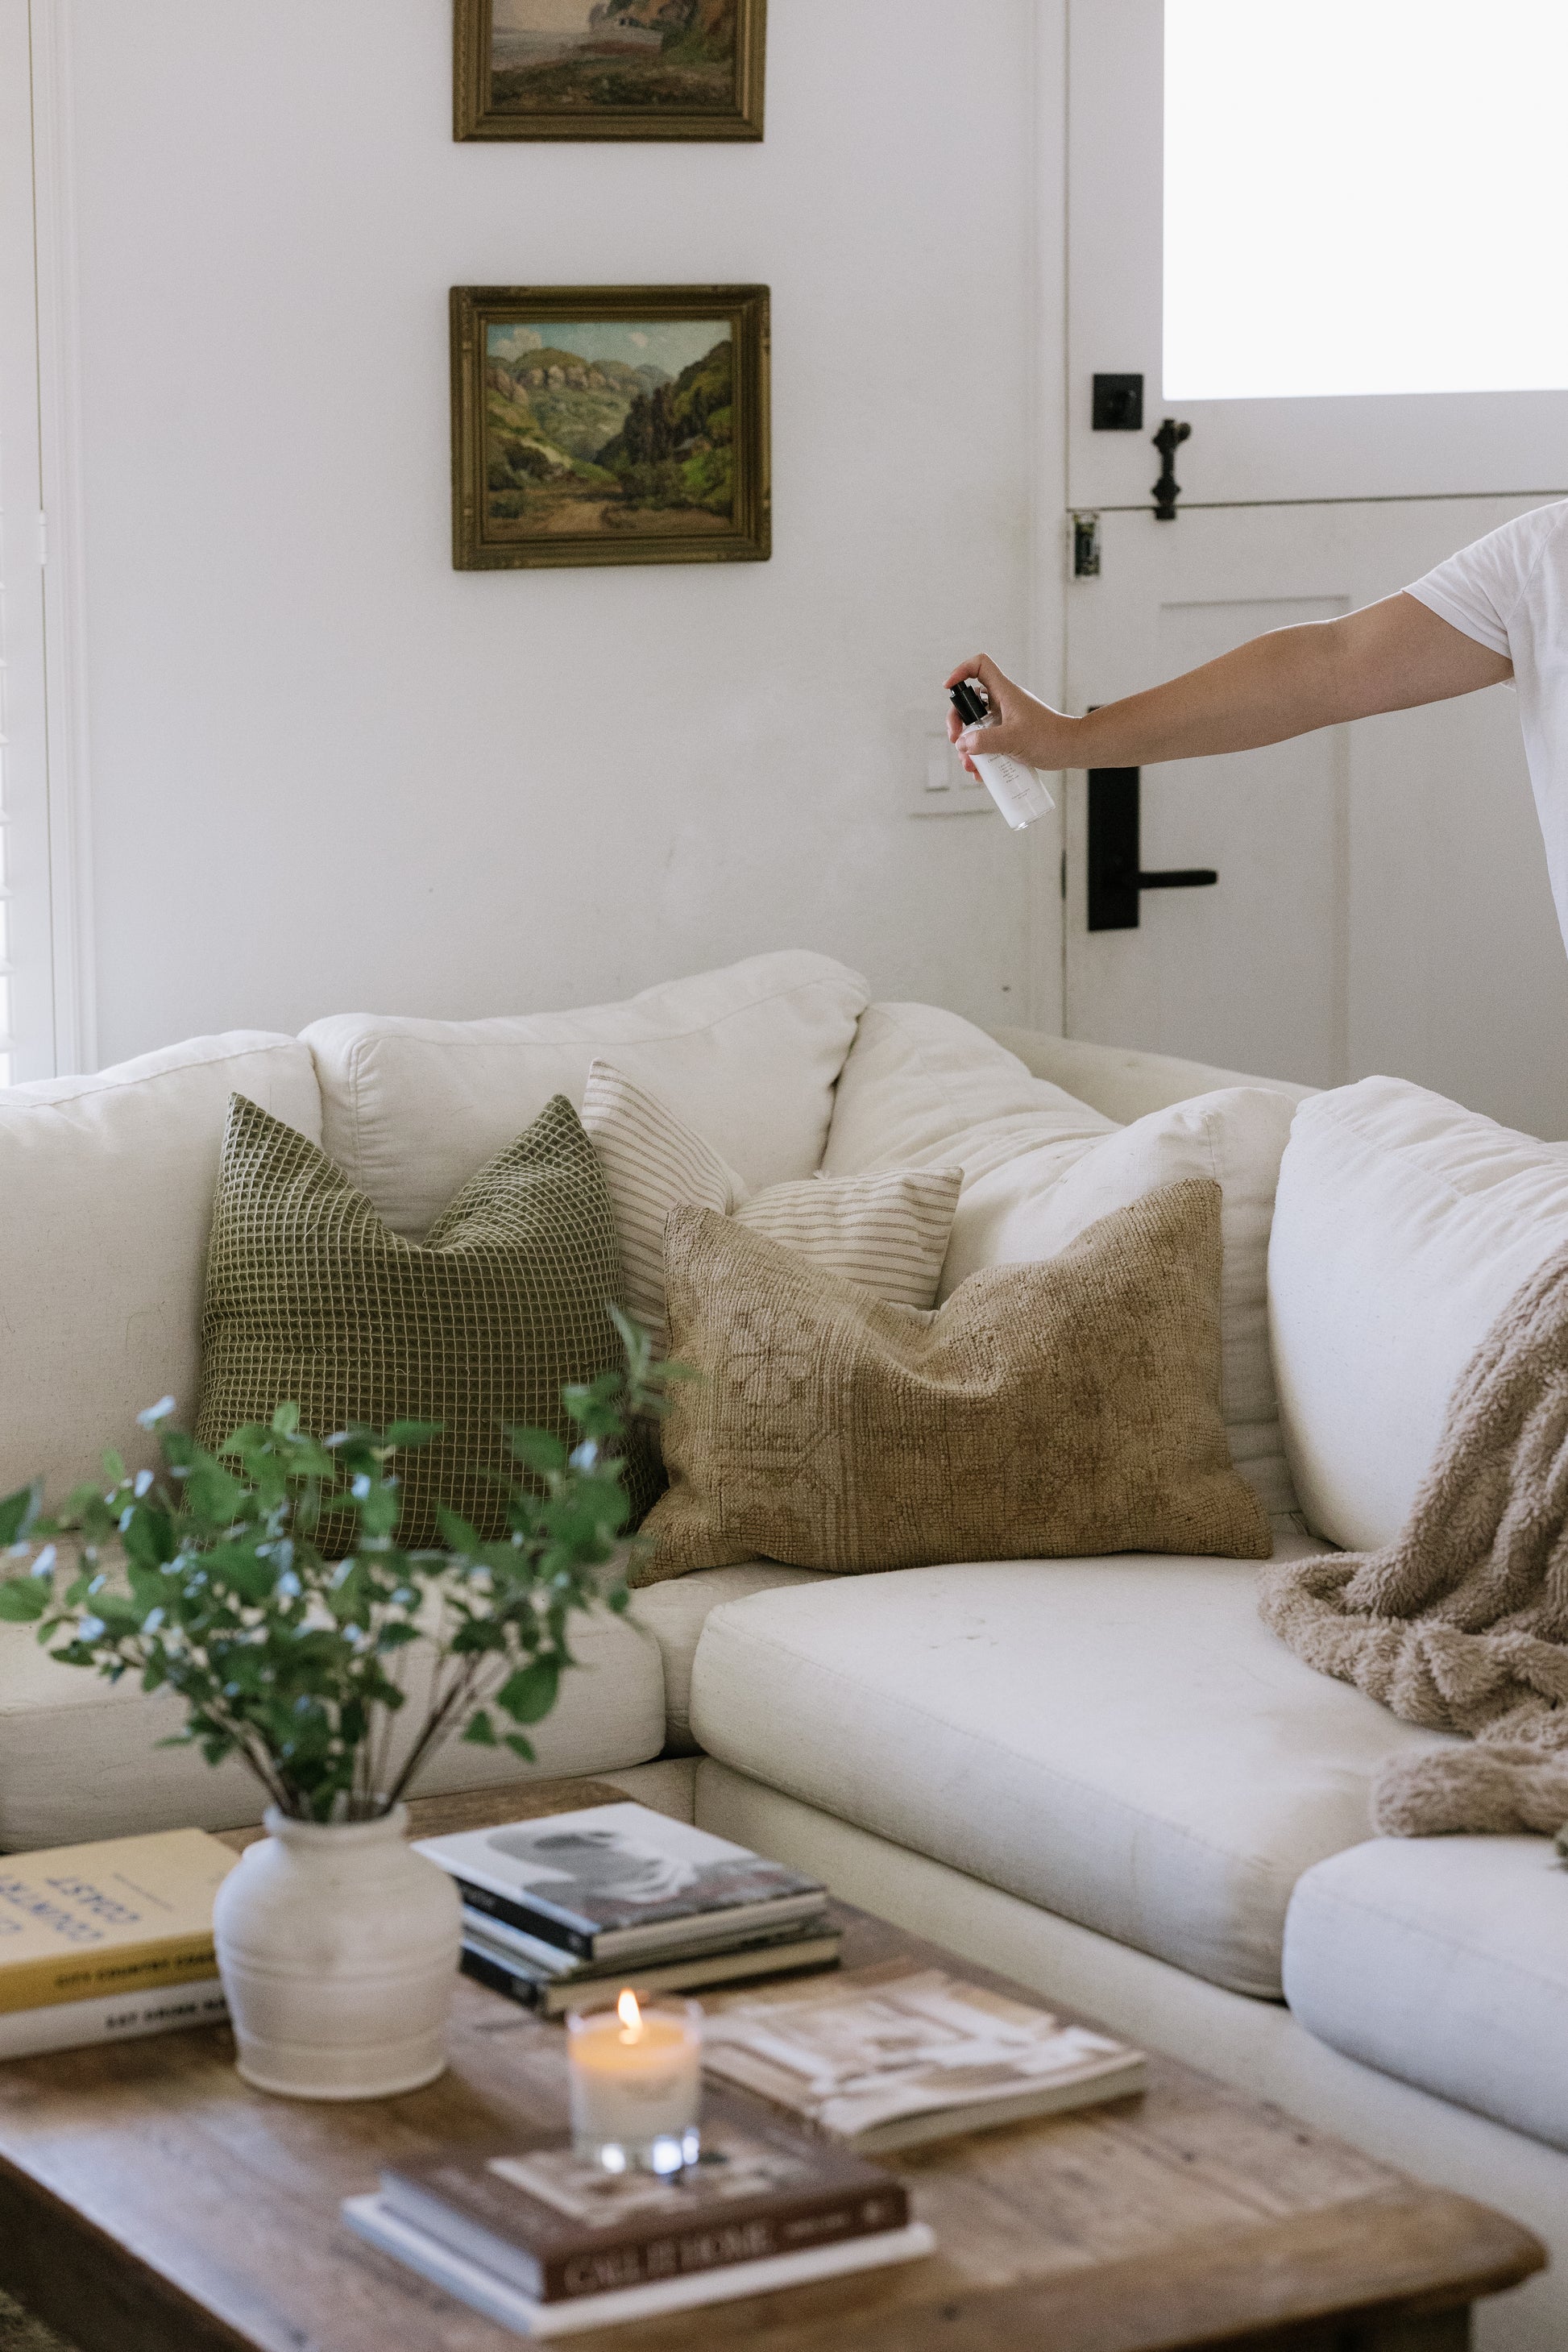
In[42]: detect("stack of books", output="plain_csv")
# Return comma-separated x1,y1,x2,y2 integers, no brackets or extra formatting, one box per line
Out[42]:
0,1827,237,2058
342,2098,933,2333
415,1802,841,2016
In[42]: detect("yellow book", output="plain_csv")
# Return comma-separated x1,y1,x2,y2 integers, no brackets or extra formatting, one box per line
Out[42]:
0,1827,238,2015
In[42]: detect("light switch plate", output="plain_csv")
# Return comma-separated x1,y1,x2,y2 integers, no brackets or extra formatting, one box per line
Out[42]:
904,724,993,818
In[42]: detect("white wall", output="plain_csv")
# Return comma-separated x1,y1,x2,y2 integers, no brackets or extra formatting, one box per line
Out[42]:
60,0,1064,1068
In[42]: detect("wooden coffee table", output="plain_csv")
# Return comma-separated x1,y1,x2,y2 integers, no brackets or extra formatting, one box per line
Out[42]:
0,1776,1544,2352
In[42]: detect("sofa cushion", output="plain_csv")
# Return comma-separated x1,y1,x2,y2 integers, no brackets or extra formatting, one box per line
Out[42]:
1283,1836,1568,2152
1270,1077,1568,1549
628,1562,828,1752
581,1059,960,1348
302,952,869,1238
0,1034,321,1500
941,1089,1300,1516
688,1537,1456,1997
641,1182,1268,1582
196,1093,634,1545
0,1603,665,1852
821,1002,1113,1185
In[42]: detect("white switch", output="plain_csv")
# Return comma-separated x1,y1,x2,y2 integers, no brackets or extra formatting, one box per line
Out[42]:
905,726,993,819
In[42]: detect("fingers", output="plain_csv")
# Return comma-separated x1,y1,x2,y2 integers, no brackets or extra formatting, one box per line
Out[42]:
945,653,1028,769
945,709,980,777
944,652,1019,709
956,724,1026,759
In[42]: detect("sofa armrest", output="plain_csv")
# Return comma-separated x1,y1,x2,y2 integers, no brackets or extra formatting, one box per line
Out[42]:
987,1027,1317,1126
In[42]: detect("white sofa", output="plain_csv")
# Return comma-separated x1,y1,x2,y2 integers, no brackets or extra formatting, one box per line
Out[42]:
2,949,1563,2347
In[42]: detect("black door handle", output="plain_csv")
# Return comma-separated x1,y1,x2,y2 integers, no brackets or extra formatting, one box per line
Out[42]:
1137,866,1219,890
1087,767,1217,931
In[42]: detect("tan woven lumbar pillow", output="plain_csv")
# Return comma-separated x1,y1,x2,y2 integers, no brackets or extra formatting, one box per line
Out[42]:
581,1058,961,1350
634,1177,1270,1583
197,1092,633,1547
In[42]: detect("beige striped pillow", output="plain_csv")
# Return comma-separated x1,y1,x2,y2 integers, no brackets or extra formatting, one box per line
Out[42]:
582,1060,960,1346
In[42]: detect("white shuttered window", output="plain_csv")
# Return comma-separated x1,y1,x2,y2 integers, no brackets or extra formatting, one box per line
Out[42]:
0,0,86,1083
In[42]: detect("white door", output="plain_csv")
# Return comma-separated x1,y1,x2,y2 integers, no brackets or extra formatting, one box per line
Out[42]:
1063,0,1568,1138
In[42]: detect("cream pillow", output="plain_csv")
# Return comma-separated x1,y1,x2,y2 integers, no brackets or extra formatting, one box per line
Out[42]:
822,1002,1115,1186
301,950,868,1238
940,1088,1300,1516
1271,1076,1568,1550
582,1060,962,1348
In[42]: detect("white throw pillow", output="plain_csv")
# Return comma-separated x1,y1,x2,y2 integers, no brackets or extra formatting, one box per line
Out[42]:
1270,1077,1568,1549
302,952,868,1238
941,1089,1301,1516
0,1035,323,1499
822,1002,1114,1186
582,1060,962,1347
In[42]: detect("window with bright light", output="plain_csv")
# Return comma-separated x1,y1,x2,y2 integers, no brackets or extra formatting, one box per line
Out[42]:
1164,0,1568,400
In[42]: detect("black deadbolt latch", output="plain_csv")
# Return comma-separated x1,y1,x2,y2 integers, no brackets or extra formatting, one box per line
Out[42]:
1151,418,1193,520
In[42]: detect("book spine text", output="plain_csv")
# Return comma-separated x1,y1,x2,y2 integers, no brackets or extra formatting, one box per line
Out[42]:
0,1939,218,2017
543,2188,910,2302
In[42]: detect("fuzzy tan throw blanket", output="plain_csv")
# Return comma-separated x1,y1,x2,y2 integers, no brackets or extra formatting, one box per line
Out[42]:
1259,1244,1568,1837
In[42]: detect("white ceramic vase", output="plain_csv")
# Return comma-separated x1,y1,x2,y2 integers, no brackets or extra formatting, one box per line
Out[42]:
213,1803,462,2100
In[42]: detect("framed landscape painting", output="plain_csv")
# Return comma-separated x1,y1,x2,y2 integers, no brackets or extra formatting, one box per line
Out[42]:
450,285,770,570
454,0,765,142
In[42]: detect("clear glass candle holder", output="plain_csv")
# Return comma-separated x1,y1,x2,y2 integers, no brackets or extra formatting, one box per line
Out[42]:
566,1992,703,2175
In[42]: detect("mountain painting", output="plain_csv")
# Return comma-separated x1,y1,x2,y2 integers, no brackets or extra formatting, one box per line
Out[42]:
451,288,770,569
455,0,765,141
486,319,732,539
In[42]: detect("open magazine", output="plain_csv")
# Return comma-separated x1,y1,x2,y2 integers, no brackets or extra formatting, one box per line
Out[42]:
702,1966,1147,2153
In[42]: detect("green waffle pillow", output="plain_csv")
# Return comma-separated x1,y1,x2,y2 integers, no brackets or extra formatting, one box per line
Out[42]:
196,1092,634,1547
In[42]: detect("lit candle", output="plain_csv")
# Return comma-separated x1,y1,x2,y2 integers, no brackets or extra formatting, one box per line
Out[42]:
566,1990,703,2174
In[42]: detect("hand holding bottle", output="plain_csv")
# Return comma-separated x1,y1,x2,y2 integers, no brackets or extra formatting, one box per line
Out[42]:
944,658,1057,830
944,655,1083,786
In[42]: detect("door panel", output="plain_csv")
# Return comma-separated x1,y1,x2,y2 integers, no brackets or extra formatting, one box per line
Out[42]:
1067,555,1346,1082
1064,500,1568,1138
1067,0,1568,509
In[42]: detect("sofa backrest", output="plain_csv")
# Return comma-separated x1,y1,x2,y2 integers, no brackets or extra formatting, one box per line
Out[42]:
989,1027,1317,1127
1270,1076,1568,1549
301,952,869,1237
0,1035,321,1498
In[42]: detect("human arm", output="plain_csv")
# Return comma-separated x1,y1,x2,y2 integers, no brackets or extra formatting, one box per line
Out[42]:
944,594,1513,775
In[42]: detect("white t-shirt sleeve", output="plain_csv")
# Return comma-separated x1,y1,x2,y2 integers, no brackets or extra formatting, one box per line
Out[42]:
1404,507,1561,659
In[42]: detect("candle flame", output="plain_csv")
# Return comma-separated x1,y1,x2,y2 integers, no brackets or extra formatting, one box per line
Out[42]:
617,1989,642,2038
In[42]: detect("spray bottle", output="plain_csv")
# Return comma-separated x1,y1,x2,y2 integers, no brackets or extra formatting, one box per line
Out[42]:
948,678,1056,831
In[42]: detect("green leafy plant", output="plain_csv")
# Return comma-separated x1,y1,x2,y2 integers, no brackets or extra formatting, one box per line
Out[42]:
0,1310,674,1824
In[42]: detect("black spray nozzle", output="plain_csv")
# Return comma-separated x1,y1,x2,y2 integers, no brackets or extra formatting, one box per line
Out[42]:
948,678,989,728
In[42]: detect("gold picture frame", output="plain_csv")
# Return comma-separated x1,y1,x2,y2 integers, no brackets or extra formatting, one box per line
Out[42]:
454,0,765,143
450,284,771,571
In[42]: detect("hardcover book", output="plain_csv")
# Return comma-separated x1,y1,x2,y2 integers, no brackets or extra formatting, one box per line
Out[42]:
459,1923,842,2017
701,1964,1148,2151
378,2099,907,2304
415,1802,826,1963
462,1899,833,1979
0,1828,237,2018
342,2196,934,2337
0,1980,230,2060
